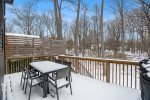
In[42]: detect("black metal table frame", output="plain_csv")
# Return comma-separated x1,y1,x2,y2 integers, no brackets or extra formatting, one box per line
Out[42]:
30,65,69,98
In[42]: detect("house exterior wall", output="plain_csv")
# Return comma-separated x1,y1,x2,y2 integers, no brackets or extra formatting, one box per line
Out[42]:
0,0,5,99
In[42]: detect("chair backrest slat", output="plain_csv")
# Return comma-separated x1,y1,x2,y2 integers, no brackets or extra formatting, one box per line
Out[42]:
55,59,62,64
63,61,71,67
56,68,70,80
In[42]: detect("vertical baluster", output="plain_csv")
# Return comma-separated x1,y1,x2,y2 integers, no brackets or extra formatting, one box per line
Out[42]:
103,62,105,81
74,58,76,73
80,60,82,74
119,64,121,85
18,59,20,72
24,59,26,68
85,60,87,76
116,63,118,84
82,59,85,75
81,60,82,75
11,60,12,73
17,59,19,72
112,63,114,83
135,65,137,89
96,62,101,80
16,60,18,72
82,59,84,75
87,60,89,76
95,61,96,79
13,60,15,73
127,64,128,87
123,64,125,86
77,59,79,74
75,59,79,74
10,60,11,73
84,60,86,76
89,61,92,77
97,62,99,80
92,61,94,78
99,62,101,80
78,59,80,74
12,60,13,73
131,65,133,88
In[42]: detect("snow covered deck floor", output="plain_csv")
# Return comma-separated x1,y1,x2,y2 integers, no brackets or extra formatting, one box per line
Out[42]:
4,73,141,100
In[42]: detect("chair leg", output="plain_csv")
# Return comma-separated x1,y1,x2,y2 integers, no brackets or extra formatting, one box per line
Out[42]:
56,88,59,100
25,79,28,94
20,72,23,86
28,86,32,100
22,78,25,90
55,81,59,100
69,77,72,95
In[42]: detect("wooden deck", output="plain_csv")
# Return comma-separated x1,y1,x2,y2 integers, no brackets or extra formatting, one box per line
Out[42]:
4,72,141,100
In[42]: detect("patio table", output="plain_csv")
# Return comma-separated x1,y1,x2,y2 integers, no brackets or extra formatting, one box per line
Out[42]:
30,61,69,98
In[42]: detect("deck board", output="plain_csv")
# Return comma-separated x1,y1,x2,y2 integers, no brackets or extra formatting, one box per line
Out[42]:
4,73,141,100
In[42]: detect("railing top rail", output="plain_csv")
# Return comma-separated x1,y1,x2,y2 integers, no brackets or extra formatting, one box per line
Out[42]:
59,55,139,65
6,54,52,60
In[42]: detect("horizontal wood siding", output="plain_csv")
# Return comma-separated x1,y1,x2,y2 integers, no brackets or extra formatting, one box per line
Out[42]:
5,34,66,57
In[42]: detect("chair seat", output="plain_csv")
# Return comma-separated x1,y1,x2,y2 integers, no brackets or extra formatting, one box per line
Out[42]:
48,67,72,100
27,78,43,86
49,78,69,90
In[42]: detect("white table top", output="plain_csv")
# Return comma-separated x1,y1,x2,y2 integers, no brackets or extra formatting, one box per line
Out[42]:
30,61,68,74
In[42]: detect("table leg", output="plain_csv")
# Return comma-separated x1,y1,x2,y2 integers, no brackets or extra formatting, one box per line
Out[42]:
43,74,47,98
47,74,50,94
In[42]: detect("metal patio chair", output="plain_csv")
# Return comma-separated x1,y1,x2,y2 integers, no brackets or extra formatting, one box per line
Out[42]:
24,69,43,100
48,67,72,100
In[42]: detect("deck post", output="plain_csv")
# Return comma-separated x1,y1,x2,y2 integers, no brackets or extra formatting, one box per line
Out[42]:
106,62,110,83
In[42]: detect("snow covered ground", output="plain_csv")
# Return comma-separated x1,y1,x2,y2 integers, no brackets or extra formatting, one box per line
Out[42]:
4,72,141,100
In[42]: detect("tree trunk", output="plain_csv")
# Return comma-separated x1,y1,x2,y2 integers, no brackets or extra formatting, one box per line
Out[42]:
74,0,80,56
100,0,105,57
54,0,63,39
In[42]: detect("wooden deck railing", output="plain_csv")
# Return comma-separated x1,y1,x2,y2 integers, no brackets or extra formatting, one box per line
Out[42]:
59,55,140,89
5,54,140,89
5,55,52,74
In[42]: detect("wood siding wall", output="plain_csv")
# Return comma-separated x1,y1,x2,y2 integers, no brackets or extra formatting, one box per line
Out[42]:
5,34,66,57
0,0,5,99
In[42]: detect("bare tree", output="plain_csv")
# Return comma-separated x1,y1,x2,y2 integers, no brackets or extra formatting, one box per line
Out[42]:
111,0,127,58
106,20,122,56
79,3,90,56
5,20,15,33
53,0,63,39
34,14,45,38
92,4,100,57
11,1,36,35
100,0,105,57
42,11,56,38
138,0,150,55
74,0,81,56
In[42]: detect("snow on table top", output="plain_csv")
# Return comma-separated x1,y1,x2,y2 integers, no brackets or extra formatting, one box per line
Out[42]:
30,61,68,73
4,72,141,100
